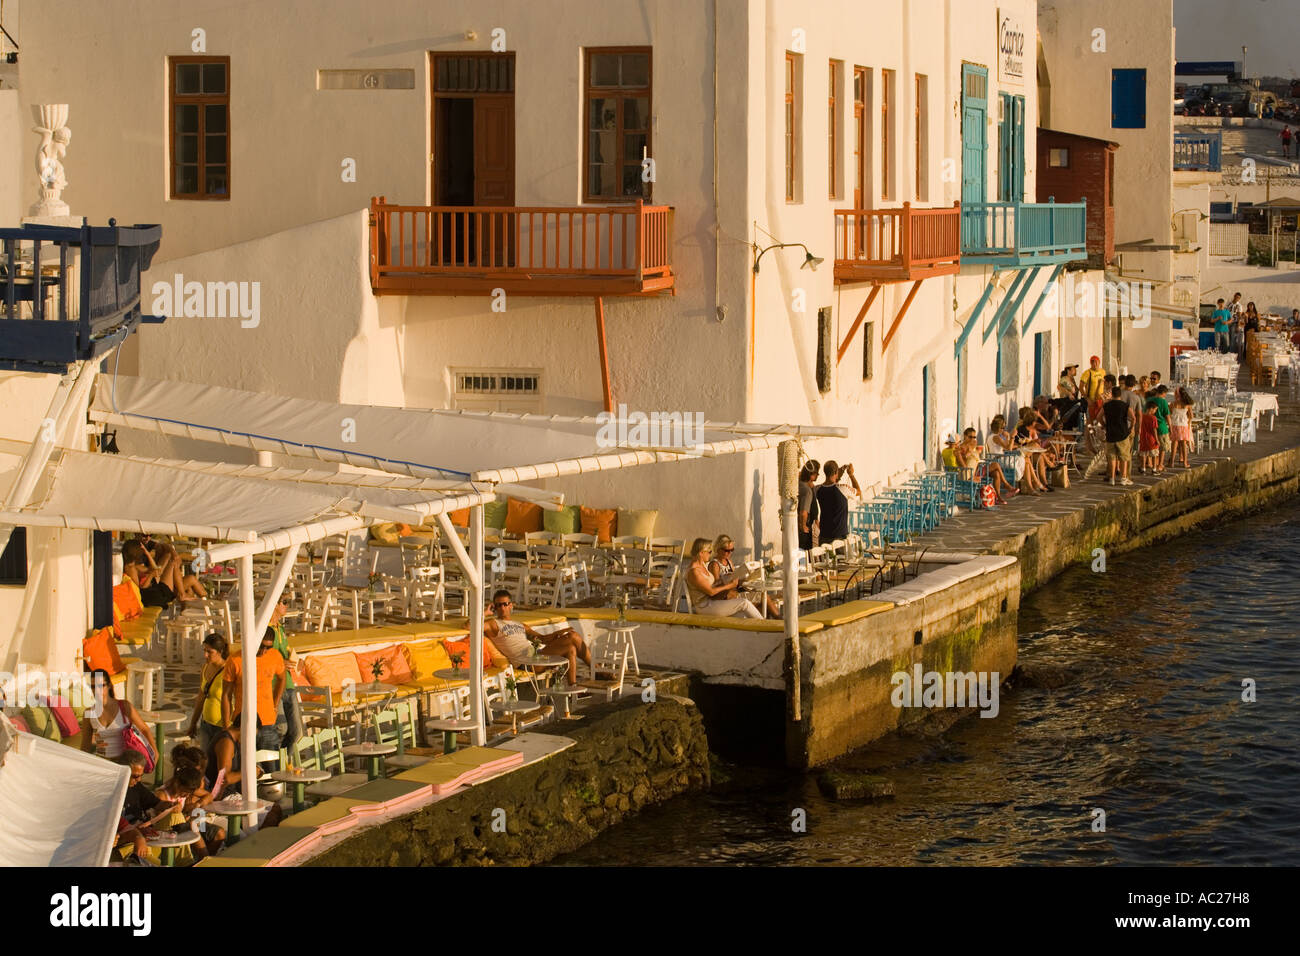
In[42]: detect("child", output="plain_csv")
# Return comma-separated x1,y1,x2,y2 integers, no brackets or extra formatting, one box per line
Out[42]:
1138,400,1160,474
115,752,182,864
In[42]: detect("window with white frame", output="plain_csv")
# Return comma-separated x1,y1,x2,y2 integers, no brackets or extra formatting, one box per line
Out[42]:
451,368,542,412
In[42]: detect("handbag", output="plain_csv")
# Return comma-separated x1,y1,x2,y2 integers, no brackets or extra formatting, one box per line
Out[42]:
1050,464,1070,489
979,484,998,508
120,712,156,773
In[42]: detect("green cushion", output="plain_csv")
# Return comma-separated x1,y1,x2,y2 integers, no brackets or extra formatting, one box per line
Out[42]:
21,706,62,742
543,505,581,535
617,508,658,539
484,500,508,529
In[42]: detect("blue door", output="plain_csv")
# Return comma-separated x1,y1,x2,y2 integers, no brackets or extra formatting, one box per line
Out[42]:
1112,69,1147,128
1033,331,1044,396
961,64,988,248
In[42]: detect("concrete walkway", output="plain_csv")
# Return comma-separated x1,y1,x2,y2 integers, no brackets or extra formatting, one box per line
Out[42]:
910,371,1300,556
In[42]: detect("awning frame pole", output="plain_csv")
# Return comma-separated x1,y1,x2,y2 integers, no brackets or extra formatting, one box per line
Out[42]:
238,554,257,805
252,544,301,638
468,504,486,746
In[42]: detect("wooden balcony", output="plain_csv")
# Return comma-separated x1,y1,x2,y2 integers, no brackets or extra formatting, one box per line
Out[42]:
369,197,675,297
1,220,162,373
961,199,1088,266
833,202,962,283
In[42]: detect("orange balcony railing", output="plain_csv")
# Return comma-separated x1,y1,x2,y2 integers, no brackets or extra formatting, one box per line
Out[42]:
369,197,674,296
833,202,962,283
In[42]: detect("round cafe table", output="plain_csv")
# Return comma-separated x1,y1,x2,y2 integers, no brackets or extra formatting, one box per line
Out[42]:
547,685,588,718
424,717,478,754
269,768,331,814
207,795,270,845
342,741,396,780
139,709,188,786
146,829,201,867
434,668,473,682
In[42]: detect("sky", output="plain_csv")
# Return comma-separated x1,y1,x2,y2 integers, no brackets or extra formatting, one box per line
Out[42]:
1175,0,1300,79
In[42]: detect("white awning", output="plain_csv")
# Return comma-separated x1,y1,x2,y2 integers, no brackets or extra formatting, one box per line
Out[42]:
0,443,493,540
89,376,845,483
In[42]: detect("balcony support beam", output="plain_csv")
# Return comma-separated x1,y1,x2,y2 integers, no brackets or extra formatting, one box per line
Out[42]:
982,270,1029,344
594,296,614,414
1022,264,1065,335
881,280,923,354
836,284,882,365
995,267,1042,342
953,268,1001,359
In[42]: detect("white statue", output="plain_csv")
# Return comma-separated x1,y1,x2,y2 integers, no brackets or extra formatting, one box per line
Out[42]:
29,104,71,218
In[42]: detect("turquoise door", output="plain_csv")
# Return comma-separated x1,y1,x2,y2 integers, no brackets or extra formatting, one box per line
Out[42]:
999,92,1026,201
961,64,988,249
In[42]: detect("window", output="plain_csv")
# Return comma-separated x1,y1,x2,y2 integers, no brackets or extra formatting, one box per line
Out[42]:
853,67,869,205
881,69,894,200
862,321,874,381
0,527,27,586
585,48,652,201
1111,68,1147,129
169,56,230,200
915,74,928,201
785,52,802,202
828,60,842,199
452,367,542,413
1048,148,1070,167
816,308,833,393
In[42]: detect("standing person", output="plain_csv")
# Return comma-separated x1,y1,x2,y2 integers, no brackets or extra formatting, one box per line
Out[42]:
1079,355,1108,421
1212,298,1232,353
1149,370,1163,391
1149,385,1172,473
1291,312,1300,349
220,626,286,756
1054,364,1085,429
1228,292,1244,356
186,633,227,758
1283,125,1293,159
80,669,157,765
797,460,820,551
815,461,861,543
1137,400,1160,475
1121,376,1145,448
1169,387,1194,468
266,601,299,749
1102,386,1136,486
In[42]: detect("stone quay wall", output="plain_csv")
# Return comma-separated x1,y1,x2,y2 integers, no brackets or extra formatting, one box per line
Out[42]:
308,693,708,867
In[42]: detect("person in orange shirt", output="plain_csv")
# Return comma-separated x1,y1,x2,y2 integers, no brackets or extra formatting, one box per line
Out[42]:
220,627,286,754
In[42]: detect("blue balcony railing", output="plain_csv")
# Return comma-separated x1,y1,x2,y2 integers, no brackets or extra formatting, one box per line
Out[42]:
960,199,1087,265
1174,131,1222,171
1,219,162,372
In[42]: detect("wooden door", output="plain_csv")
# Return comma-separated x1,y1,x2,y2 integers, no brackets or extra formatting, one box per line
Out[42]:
473,95,515,267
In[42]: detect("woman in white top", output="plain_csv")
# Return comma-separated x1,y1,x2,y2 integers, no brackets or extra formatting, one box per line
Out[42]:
685,538,761,618
707,533,779,619
80,668,156,764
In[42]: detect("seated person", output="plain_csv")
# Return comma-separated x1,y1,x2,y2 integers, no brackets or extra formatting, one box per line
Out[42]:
955,428,1016,504
989,415,1044,494
484,590,591,685
115,752,182,863
684,538,762,618
136,535,206,605
708,534,779,619
1030,396,1060,436
941,433,961,471
156,763,224,860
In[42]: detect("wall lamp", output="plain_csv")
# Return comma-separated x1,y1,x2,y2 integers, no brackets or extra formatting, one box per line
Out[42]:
753,241,823,274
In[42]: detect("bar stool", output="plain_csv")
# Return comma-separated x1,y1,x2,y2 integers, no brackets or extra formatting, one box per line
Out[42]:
125,660,165,712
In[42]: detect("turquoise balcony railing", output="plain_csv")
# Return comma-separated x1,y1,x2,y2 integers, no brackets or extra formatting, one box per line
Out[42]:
1174,131,1222,171
960,198,1087,266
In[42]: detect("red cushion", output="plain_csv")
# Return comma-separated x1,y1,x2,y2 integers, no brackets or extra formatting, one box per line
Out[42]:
112,581,143,621
8,715,29,733
42,696,80,737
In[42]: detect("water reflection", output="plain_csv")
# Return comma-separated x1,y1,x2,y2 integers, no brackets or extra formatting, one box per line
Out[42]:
553,498,1300,866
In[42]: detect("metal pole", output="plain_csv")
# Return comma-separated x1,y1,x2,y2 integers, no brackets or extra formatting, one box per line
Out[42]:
468,503,486,745
238,554,257,804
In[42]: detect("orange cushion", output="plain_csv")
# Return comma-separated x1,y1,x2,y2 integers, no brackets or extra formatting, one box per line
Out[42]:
505,498,543,535
442,637,507,669
580,506,617,543
448,509,471,528
355,644,413,685
302,651,364,692
112,581,143,621
83,627,125,676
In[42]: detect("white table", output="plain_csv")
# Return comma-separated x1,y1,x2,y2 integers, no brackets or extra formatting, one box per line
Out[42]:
207,795,270,843
146,829,202,866
269,768,331,813
1238,392,1280,430
341,742,396,779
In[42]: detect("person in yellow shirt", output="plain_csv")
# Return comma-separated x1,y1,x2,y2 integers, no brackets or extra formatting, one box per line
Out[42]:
1077,355,1109,420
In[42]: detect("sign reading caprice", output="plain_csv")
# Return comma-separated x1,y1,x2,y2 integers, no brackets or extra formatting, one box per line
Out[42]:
998,9,1026,84
595,404,705,455
891,665,1000,718
151,273,261,328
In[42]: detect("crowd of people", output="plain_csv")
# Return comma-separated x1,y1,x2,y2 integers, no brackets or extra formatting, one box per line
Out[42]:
1209,293,1300,356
